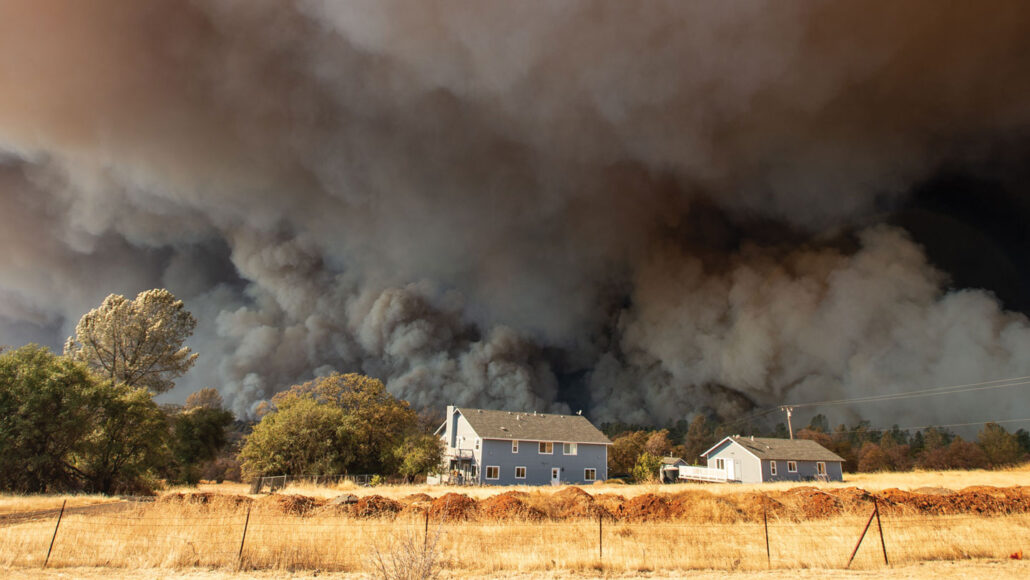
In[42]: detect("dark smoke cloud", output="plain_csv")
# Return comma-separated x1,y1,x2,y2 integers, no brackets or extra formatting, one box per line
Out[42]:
2,1,1030,425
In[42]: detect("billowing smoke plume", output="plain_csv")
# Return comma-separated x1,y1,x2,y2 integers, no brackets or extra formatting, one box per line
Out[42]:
2,1,1030,425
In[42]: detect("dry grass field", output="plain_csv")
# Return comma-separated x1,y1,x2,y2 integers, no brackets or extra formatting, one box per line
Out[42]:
1,466,1028,578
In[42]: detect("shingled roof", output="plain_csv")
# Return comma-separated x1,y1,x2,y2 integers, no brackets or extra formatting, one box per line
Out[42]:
456,408,612,445
706,436,844,462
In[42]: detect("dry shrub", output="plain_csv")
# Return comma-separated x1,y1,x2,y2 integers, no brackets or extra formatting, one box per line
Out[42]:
593,493,626,515
356,495,402,518
157,492,252,511
402,493,434,504
428,493,477,521
369,525,441,580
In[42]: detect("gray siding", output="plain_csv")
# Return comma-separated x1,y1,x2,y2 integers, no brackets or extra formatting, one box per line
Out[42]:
761,459,843,482
705,440,763,483
480,439,607,486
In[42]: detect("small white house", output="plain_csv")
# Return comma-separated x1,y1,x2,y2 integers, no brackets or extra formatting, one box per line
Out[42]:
678,436,844,483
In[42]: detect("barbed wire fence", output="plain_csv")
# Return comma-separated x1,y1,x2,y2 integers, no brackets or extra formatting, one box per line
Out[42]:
3,495,1028,574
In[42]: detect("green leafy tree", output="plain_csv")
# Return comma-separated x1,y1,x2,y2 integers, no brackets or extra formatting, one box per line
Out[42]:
76,383,170,494
238,396,355,479
977,422,1023,467
65,289,198,394
608,431,648,476
270,373,417,474
170,406,235,484
0,345,105,492
631,452,663,483
393,433,445,483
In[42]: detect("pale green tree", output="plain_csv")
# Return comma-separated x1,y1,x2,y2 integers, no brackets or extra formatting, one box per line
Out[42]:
65,289,198,394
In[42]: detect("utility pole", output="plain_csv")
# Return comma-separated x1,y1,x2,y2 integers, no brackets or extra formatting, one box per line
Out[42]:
780,406,795,439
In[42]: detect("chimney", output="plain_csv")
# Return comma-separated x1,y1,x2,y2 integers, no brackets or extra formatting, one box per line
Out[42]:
446,405,457,448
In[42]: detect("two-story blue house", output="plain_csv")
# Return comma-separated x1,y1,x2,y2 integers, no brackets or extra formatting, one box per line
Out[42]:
434,406,612,486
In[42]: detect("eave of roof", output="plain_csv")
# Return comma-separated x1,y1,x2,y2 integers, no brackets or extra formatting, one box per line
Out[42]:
455,407,612,445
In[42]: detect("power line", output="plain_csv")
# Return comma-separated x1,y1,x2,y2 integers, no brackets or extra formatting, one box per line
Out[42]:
787,375,1030,409
820,416,1030,436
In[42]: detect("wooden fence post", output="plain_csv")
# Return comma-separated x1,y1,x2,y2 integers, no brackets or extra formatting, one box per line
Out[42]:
424,510,429,552
598,513,603,563
43,500,66,568
237,505,251,569
846,504,878,569
874,498,888,566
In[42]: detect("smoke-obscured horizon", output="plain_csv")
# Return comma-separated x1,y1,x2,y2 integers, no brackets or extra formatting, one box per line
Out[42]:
3,1,1030,427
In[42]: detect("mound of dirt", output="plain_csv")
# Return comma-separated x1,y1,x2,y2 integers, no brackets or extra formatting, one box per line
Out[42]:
478,492,544,520
355,495,402,517
256,494,324,516
723,492,777,523
619,493,671,521
429,493,478,521
550,486,608,518
781,487,843,519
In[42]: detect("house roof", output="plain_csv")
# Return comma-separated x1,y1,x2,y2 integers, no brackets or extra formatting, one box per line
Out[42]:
456,407,612,445
661,456,687,466
704,436,845,462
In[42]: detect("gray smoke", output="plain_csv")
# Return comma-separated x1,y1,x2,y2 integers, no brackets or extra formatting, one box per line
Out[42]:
2,1,1030,425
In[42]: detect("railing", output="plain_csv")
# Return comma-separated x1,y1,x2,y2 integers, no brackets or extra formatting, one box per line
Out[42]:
677,465,729,482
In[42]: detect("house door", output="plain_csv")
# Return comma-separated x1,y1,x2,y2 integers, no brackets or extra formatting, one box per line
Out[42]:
551,467,561,485
725,460,735,481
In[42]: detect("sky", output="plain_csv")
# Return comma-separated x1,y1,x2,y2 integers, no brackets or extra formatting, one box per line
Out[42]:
2,1,1030,430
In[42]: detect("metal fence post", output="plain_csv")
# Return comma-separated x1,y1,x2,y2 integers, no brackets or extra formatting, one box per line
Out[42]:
846,504,878,569
43,500,66,568
598,513,603,563
763,496,770,567
237,505,252,569
874,498,888,566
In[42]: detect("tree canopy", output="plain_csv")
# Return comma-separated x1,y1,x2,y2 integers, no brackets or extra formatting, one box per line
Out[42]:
65,289,198,394
240,373,418,478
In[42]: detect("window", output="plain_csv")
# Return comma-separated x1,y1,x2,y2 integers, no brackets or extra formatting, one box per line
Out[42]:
584,468,596,481
816,462,826,476
515,466,526,479
538,442,553,454
787,461,797,473
475,438,480,451
770,461,777,476
485,466,499,480
563,442,578,455
715,458,725,470
512,440,519,453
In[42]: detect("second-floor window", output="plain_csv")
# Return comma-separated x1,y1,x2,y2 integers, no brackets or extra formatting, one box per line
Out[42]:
563,442,578,455
475,438,480,451
539,441,553,454
512,440,519,453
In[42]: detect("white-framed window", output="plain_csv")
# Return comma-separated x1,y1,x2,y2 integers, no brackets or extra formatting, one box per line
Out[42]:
485,466,499,480
787,461,797,473
715,458,725,470
539,441,553,454
563,442,578,456
816,462,826,476
475,438,480,451
512,440,519,453
770,461,777,476
515,466,526,479
584,468,596,481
